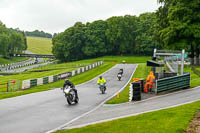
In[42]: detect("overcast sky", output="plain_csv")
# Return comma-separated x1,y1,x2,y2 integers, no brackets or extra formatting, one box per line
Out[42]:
0,0,160,34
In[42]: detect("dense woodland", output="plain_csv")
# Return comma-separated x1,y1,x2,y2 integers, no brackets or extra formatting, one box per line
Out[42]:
52,0,200,64
0,21,27,58
25,30,52,38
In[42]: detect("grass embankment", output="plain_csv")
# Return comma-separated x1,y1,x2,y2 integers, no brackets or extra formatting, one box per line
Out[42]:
27,36,52,55
185,65,200,88
55,100,200,133
106,64,147,104
0,62,115,100
0,57,28,65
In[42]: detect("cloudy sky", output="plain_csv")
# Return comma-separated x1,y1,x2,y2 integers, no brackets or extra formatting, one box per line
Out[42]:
0,0,160,34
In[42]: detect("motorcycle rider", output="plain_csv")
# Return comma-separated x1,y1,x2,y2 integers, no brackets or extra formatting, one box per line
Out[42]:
63,79,78,98
97,76,107,90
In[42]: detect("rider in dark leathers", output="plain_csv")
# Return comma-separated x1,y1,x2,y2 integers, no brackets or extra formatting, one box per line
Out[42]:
63,79,78,98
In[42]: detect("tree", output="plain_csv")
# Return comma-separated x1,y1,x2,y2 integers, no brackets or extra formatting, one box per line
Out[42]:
83,20,109,57
136,13,160,55
156,0,200,65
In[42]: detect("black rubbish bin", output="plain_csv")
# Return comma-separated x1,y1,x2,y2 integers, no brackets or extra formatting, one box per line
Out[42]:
132,82,141,101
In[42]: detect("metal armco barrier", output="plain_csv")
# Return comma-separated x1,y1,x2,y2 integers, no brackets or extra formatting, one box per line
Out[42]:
156,72,190,94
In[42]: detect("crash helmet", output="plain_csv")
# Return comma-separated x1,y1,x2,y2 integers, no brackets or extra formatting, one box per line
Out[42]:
99,76,102,79
65,78,70,83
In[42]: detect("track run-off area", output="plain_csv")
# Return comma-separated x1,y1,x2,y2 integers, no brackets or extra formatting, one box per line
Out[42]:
0,64,137,133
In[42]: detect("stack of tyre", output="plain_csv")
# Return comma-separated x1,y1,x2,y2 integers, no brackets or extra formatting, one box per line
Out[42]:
132,82,141,101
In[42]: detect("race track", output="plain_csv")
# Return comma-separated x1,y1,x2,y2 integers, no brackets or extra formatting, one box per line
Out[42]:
0,64,137,133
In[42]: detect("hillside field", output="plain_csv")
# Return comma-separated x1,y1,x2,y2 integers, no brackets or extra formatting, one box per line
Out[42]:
27,36,52,55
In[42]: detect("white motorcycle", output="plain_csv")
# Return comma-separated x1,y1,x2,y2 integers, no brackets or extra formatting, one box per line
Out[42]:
62,86,79,105
117,73,122,81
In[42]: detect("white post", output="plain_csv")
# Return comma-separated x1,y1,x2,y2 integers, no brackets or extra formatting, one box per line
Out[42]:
153,49,157,58
181,49,185,75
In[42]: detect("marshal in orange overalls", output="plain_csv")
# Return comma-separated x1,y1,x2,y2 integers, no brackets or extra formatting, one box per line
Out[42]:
144,72,155,93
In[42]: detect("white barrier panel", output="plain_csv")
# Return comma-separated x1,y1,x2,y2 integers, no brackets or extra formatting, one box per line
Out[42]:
81,67,85,73
77,68,81,74
86,66,88,71
72,70,76,76
89,65,92,70
37,78,43,86
49,76,54,83
22,80,31,89
92,64,95,68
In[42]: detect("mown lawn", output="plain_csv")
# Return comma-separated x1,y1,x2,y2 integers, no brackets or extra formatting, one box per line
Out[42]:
27,36,52,55
55,100,200,133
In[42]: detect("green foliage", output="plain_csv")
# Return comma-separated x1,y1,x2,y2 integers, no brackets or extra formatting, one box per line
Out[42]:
156,0,200,62
0,21,27,58
52,14,160,61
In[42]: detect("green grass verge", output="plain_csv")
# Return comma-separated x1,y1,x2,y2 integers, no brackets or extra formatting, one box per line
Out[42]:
27,36,52,55
106,64,147,104
0,57,29,65
184,65,200,88
55,100,200,133
0,63,115,100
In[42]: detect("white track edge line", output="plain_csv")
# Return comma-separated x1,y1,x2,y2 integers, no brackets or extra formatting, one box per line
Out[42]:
46,64,138,133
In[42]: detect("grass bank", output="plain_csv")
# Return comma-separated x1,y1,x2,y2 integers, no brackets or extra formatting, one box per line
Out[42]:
27,36,52,55
55,100,200,133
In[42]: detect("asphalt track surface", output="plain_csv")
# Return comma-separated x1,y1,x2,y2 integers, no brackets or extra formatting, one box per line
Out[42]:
0,64,137,133
64,85,200,130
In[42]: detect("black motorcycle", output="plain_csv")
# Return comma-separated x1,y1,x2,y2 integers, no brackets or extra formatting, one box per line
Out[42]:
62,86,79,105
117,68,123,81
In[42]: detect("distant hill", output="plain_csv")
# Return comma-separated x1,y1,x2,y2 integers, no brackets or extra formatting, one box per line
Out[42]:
25,30,52,38
27,36,52,55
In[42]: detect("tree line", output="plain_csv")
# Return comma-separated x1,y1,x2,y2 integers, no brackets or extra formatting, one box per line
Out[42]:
52,13,160,61
25,30,52,38
52,0,200,64
0,21,27,58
